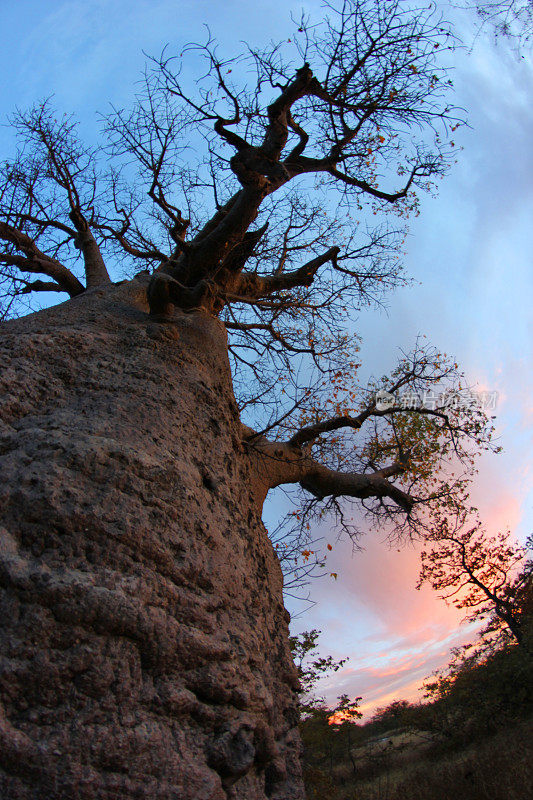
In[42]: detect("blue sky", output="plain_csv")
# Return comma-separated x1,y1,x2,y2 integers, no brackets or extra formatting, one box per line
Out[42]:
1,0,532,716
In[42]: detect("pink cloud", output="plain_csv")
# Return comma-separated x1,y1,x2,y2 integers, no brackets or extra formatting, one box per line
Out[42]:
321,531,465,636
296,532,475,715
320,622,476,721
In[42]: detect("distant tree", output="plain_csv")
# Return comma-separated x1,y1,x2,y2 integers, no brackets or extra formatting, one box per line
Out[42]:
423,629,533,739
462,0,533,44
306,694,363,776
418,533,533,740
418,514,532,649
290,630,362,783
368,699,413,732
299,694,362,782
290,628,349,712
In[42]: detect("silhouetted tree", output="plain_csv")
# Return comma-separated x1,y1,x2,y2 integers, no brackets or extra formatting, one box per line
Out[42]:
418,515,531,649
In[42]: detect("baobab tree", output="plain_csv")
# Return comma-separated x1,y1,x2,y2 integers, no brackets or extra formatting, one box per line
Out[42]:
0,2,497,798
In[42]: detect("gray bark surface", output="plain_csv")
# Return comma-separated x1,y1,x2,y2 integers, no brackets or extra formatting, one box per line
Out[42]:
0,276,304,799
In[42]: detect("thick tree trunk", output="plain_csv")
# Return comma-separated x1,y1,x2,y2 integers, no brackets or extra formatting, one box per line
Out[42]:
0,276,304,800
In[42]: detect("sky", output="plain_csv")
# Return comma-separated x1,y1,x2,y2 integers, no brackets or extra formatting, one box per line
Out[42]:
1,0,532,718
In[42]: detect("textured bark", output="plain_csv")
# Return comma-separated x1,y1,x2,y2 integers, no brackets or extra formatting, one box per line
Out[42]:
0,276,304,800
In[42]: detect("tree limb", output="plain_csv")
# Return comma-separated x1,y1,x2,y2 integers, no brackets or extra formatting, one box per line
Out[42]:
244,427,413,514
0,221,84,297
236,246,340,300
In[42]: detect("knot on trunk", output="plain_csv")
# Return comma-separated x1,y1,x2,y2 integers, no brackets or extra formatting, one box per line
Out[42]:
147,273,217,316
208,723,256,780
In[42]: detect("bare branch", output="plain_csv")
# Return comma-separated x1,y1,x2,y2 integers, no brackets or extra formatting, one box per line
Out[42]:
244,430,413,513
236,246,340,300
0,221,84,297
